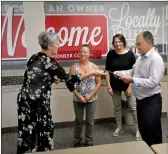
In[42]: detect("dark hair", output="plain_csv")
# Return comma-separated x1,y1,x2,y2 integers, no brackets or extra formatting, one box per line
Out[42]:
112,34,127,48
79,44,91,52
142,31,154,45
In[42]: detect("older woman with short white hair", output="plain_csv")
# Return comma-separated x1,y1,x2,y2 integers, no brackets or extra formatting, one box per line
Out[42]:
17,31,105,153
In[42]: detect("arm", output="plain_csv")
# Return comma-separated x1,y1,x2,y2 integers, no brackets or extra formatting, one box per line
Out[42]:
105,71,111,89
45,58,78,92
73,89,81,99
121,69,134,76
133,57,164,88
105,52,112,89
45,57,68,80
128,83,133,88
69,64,86,102
126,83,133,96
69,64,80,97
86,65,101,101
80,71,97,80
46,58,105,92
46,57,104,80
126,52,136,96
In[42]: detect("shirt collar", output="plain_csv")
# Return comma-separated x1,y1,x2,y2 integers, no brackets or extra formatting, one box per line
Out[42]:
141,47,155,59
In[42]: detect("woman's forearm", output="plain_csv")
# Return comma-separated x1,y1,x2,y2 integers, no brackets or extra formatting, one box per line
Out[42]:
89,83,101,98
81,72,95,80
128,83,133,88
105,72,111,88
73,90,80,98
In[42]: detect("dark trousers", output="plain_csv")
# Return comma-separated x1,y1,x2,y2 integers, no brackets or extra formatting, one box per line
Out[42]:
17,93,54,154
136,93,162,146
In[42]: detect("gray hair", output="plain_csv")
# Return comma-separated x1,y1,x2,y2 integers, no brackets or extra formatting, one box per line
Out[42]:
38,31,59,49
142,31,154,45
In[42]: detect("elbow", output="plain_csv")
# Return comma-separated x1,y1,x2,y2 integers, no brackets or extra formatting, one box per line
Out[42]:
138,77,160,88
98,84,102,91
148,78,160,88
97,83,102,88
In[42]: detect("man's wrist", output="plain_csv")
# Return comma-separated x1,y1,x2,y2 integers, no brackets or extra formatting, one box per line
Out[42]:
132,77,139,88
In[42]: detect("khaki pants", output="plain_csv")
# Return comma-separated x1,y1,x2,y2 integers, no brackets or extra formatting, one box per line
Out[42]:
112,90,138,130
73,101,96,142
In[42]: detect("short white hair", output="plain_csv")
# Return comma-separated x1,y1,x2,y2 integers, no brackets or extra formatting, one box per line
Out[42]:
38,31,59,49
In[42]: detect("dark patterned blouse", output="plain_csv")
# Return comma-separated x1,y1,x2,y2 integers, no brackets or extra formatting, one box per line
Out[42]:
19,52,67,100
17,52,68,152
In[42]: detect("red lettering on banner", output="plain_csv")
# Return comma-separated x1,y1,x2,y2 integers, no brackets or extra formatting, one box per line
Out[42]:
45,15,108,60
1,8,108,61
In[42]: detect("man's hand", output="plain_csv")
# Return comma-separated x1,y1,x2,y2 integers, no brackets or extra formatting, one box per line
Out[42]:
122,76,133,84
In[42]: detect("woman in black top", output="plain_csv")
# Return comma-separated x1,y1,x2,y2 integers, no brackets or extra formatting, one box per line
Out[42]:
17,31,105,153
105,34,141,141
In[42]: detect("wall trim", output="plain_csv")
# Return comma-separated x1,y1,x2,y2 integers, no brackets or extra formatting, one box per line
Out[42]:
2,112,167,134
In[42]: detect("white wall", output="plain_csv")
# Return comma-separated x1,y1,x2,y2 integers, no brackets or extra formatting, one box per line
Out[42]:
50,85,115,123
2,82,168,128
